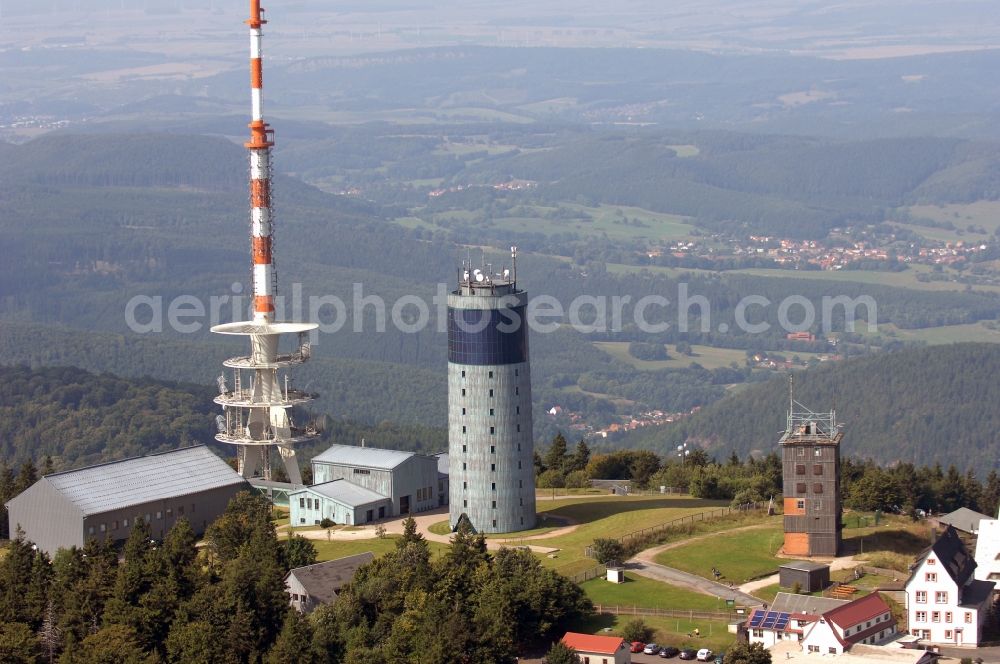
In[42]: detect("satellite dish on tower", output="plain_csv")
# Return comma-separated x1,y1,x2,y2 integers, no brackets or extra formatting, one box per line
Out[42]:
215,415,227,434
474,269,485,282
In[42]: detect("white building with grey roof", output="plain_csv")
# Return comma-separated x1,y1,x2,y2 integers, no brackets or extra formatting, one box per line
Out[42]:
309,443,440,518
289,480,392,526
5,446,249,555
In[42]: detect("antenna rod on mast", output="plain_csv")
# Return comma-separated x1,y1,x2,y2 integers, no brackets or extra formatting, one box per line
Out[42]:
246,0,276,324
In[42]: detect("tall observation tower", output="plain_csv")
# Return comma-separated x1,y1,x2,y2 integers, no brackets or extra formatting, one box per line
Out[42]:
448,249,536,533
779,379,843,557
210,0,318,484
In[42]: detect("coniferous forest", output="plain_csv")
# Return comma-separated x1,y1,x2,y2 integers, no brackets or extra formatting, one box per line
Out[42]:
0,492,590,664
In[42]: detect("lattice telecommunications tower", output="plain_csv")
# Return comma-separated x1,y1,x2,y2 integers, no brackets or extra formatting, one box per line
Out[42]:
211,0,318,484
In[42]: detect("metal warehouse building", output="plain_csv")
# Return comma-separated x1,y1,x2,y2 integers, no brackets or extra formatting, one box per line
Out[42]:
5,446,249,555
311,443,440,517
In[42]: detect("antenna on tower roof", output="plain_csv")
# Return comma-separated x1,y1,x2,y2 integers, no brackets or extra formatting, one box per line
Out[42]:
511,245,517,285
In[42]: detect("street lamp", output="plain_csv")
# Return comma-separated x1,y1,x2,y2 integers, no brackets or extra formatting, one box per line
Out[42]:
677,443,690,466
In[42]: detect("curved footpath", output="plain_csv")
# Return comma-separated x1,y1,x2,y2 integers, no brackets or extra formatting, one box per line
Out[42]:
626,523,776,607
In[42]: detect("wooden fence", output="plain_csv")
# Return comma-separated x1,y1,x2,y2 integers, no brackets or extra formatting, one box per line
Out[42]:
592,604,746,620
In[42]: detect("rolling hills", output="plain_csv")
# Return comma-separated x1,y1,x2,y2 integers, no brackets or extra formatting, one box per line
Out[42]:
621,342,1000,470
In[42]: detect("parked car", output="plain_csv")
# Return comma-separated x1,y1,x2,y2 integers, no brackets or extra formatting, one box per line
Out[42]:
679,649,697,660
714,653,725,664
630,642,645,653
696,648,714,662
644,643,660,655
659,645,680,658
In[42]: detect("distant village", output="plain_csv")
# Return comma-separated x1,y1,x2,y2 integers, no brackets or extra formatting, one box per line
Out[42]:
647,228,995,272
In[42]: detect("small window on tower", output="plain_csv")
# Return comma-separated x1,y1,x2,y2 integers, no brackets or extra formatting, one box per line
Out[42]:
515,387,519,395
462,388,466,396
462,426,466,434
796,499,805,510
463,500,467,508
461,370,466,378
492,483,496,491
491,463,496,472
490,426,495,434
795,464,805,475
813,483,824,493
796,483,807,494
516,406,520,414
462,445,467,453
517,424,521,432
492,519,497,528
462,408,466,415
490,408,494,416
813,464,823,475
489,389,494,397
492,501,496,509
515,369,519,376
489,371,494,378
814,448,822,457
490,445,495,454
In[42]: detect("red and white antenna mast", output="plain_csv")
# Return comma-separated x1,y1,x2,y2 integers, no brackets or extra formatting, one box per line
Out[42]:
211,1,318,485
247,0,276,324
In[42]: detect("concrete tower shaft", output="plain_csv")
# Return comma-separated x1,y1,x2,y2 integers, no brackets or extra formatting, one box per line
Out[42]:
448,259,536,533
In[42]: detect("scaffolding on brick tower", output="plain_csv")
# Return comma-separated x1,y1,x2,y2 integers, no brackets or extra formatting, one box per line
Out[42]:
210,0,318,484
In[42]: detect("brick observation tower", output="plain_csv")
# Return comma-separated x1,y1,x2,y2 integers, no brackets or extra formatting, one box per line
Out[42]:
779,379,843,557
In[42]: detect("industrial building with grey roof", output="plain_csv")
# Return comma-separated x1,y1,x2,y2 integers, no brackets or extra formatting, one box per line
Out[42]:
6,446,249,554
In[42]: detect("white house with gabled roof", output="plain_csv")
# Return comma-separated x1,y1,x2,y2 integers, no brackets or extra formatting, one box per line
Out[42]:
906,525,995,647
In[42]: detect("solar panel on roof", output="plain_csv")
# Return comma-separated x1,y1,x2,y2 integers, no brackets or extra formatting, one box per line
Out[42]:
749,613,764,627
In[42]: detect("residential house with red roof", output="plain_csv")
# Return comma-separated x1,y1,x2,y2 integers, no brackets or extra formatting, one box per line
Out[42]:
800,592,897,655
560,632,630,664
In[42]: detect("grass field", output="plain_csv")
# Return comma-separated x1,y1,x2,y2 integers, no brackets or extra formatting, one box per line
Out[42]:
593,341,748,371
487,204,697,242
580,573,731,612
309,534,449,562
877,321,1000,345
527,495,730,576
575,613,736,652
655,524,785,583
607,261,1000,294
907,200,1000,236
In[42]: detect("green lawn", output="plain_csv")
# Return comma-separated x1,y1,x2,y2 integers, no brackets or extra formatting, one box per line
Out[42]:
654,524,784,583
580,573,731,612
528,496,752,577
311,535,448,562
428,513,566,539
574,613,736,652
